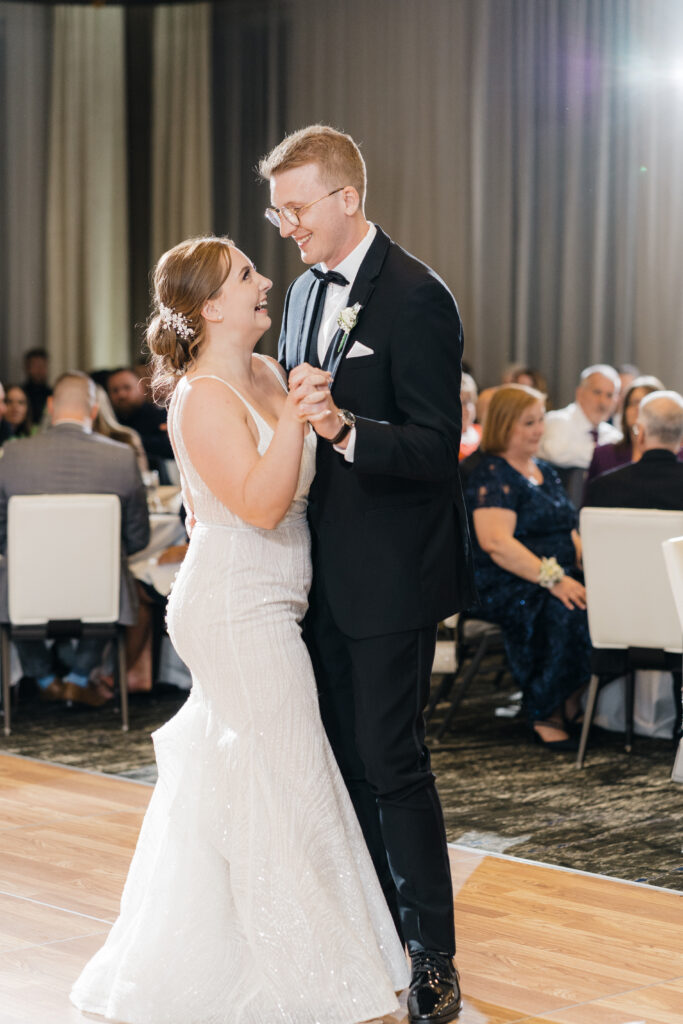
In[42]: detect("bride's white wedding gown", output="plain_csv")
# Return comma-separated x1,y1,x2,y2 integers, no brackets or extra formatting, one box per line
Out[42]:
71,356,409,1024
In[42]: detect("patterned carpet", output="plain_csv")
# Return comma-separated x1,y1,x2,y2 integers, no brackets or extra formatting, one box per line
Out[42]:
2,674,682,890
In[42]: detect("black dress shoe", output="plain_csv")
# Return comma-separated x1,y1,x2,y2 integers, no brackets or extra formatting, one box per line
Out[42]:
407,951,462,1023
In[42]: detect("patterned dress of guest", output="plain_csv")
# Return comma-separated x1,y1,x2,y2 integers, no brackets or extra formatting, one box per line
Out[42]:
465,454,591,723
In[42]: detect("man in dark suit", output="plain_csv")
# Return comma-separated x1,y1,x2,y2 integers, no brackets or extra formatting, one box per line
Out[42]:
107,366,174,479
260,125,474,1023
584,391,683,509
21,347,52,425
0,372,150,704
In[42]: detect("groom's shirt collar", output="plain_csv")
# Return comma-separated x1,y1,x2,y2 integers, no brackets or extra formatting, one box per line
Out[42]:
320,222,376,289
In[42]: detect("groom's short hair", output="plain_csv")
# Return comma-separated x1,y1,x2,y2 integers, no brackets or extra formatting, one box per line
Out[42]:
259,125,367,207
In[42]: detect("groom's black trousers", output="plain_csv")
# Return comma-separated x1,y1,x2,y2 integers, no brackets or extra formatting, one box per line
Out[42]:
303,572,456,956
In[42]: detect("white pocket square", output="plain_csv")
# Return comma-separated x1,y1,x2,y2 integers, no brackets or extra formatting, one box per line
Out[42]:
346,340,374,358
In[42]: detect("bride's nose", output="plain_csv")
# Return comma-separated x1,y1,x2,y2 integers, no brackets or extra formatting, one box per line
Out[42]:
260,275,273,292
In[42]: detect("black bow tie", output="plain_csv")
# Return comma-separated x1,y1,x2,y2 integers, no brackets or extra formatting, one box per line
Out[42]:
311,267,349,287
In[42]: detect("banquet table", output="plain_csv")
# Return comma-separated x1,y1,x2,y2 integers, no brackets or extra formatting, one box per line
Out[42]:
592,670,677,739
129,485,186,597
128,513,187,597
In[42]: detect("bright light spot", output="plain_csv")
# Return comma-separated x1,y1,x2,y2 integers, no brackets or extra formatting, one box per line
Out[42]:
624,55,683,90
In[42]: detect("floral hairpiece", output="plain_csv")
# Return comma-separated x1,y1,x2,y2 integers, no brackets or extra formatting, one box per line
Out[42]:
159,302,195,341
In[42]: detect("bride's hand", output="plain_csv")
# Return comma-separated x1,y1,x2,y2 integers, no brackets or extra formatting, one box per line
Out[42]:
286,368,333,423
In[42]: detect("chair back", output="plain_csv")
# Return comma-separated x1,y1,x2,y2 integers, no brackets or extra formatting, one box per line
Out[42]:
553,465,588,507
663,536,683,633
8,494,121,625
580,507,683,653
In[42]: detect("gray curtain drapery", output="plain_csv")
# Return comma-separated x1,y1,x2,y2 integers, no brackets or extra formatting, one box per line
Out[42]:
0,2,50,385
1,0,682,400
150,3,213,264
280,0,683,401
46,5,130,374
211,0,292,349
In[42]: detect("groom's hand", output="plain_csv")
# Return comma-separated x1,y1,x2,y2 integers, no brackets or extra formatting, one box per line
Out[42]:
288,364,344,439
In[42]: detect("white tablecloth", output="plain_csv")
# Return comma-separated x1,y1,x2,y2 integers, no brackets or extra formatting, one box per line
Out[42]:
128,513,187,597
591,670,678,739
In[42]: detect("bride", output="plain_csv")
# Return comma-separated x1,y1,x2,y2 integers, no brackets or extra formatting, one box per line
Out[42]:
70,236,409,1024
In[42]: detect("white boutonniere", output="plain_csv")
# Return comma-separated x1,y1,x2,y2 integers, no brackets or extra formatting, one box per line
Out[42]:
336,302,362,354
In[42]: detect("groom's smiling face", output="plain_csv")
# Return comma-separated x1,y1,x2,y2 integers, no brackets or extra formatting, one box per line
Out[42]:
269,163,352,270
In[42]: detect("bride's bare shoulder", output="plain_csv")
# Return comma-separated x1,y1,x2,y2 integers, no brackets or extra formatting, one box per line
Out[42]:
176,375,246,424
254,354,288,389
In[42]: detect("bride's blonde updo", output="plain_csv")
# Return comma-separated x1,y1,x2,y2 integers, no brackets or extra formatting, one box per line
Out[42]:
147,236,234,402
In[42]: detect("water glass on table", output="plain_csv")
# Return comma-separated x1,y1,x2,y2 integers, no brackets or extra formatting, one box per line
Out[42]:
142,469,163,512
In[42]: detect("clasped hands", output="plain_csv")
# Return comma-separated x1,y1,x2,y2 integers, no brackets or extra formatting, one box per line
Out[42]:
288,363,345,443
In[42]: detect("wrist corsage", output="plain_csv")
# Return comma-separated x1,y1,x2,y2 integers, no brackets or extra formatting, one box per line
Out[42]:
538,556,565,589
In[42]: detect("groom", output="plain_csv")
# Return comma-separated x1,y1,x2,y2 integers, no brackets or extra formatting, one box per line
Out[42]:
260,125,474,1024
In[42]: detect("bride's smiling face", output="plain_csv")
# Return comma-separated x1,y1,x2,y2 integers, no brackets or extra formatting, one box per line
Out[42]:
204,248,272,338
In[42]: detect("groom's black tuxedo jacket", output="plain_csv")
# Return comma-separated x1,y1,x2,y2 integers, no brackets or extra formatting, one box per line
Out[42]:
279,226,475,639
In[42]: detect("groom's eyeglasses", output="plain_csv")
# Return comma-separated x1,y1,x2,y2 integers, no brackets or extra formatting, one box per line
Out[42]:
265,186,346,228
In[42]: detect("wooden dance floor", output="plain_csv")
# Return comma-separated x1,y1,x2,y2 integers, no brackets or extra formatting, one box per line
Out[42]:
1,752,682,1024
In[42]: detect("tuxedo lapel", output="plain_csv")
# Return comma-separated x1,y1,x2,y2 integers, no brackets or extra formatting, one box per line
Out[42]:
296,277,320,367
328,227,391,385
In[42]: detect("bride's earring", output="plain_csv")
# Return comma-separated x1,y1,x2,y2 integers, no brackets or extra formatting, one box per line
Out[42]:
203,301,223,323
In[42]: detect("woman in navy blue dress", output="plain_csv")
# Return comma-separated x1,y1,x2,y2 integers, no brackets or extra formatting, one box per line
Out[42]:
464,385,591,750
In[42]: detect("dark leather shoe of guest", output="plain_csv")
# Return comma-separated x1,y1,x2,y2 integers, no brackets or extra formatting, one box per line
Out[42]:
407,951,462,1022
62,681,111,707
39,679,68,702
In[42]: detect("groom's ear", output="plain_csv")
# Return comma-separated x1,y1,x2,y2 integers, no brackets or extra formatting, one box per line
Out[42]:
341,186,360,217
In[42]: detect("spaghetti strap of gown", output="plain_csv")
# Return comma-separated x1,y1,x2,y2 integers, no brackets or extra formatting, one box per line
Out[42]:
70,365,409,1024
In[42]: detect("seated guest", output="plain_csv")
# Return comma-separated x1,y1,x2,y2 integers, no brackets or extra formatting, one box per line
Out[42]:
459,373,482,460
92,385,149,477
464,384,591,750
89,368,112,392
502,363,549,397
539,364,622,468
0,372,150,704
21,347,52,424
0,382,11,446
107,366,174,478
618,363,639,393
614,363,640,429
127,541,188,692
3,384,34,438
475,385,498,427
134,361,154,401
586,375,664,483
584,391,683,509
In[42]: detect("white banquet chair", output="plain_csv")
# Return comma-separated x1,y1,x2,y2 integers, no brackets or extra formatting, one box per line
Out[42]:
0,494,128,735
662,535,683,782
578,508,683,768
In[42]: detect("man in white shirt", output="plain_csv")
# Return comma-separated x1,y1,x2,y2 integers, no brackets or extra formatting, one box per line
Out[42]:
539,364,622,468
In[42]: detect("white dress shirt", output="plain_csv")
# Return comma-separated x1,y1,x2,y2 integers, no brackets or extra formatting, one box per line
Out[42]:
538,402,622,469
317,222,377,364
318,223,377,462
